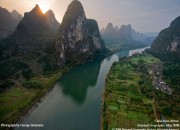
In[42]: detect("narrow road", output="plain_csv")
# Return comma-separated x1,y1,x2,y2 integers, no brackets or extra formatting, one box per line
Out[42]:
152,97,159,125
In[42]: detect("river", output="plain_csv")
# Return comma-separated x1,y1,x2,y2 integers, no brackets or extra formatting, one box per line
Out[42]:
16,47,148,130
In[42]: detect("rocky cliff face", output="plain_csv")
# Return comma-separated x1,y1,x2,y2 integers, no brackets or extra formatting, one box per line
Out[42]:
150,16,180,58
55,0,105,65
45,10,60,34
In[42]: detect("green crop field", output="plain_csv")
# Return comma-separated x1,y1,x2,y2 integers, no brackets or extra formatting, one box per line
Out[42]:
102,53,178,130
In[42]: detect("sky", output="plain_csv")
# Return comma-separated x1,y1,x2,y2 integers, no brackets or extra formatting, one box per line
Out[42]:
0,0,180,33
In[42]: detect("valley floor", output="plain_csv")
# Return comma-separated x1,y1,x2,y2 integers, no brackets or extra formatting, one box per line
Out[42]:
0,50,110,126
102,53,180,130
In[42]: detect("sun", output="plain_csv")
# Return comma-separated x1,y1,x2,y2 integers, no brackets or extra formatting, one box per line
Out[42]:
38,3,49,13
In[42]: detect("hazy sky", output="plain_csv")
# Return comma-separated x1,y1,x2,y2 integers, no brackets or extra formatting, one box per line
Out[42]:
0,0,180,33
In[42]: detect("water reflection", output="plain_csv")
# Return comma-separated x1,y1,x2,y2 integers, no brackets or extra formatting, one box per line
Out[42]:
56,60,101,104
15,48,148,130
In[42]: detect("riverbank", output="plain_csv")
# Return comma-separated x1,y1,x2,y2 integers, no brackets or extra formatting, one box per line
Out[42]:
102,53,180,129
13,53,118,130
0,69,65,125
0,50,111,126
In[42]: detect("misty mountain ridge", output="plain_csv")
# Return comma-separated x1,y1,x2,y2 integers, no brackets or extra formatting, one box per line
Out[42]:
45,10,60,34
8,4,54,52
0,5,60,40
5,4,60,53
0,7,22,39
11,10,22,25
0,4,61,78
101,23,155,49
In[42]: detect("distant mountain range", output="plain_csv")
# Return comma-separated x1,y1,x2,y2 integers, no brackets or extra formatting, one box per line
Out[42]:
0,6,60,40
45,10,60,34
0,4,61,79
101,23,158,49
0,7,22,39
6,4,57,54
11,10,22,25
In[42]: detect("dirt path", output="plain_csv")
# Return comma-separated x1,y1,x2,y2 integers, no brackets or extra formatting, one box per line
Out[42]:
152,97,159,125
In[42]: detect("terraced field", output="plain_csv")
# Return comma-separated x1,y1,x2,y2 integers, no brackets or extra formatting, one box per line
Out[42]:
102,54,161,129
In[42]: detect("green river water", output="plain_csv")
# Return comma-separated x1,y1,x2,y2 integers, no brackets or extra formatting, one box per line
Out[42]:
16,48,146,130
